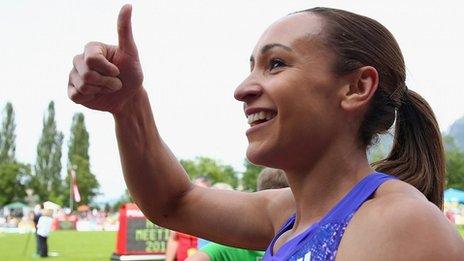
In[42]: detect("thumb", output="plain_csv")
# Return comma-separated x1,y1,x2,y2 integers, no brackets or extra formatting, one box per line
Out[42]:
117,4,138,55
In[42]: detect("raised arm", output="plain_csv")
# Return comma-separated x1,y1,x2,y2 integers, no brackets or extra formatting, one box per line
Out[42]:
67,5,294,249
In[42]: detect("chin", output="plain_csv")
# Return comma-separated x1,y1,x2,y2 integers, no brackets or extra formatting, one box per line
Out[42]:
246,143,281,169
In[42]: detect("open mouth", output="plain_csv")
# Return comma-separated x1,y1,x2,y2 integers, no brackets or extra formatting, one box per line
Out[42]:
247,110,277,127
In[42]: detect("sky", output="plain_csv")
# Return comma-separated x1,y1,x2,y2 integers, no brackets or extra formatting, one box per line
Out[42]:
1,1,463,202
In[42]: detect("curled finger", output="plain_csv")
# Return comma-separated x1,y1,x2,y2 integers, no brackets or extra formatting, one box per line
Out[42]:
70,69,114,95
80,70,123,92
68,84,96,104
84,42,120,77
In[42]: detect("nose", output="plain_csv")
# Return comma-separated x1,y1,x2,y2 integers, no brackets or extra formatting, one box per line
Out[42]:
234,76,263,102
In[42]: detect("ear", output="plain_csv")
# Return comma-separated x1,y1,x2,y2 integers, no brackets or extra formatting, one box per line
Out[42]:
340,66,379,112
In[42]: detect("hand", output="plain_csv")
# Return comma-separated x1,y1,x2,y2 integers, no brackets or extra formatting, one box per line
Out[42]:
68,4,144,114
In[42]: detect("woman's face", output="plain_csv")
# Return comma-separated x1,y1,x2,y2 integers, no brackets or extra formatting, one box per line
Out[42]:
235,13,349,171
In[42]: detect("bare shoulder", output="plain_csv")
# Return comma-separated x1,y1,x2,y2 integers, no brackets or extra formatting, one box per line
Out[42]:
337,179,464,261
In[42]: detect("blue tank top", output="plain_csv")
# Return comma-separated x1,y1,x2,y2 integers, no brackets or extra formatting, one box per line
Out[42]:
263,172,395,261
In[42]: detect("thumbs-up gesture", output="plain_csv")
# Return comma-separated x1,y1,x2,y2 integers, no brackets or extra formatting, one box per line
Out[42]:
68,5,144,114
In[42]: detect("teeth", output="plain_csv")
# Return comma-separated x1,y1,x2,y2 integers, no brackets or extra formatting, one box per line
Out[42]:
247,111,276,125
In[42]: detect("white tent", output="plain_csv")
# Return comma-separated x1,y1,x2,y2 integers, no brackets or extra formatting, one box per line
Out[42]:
43,201,60,210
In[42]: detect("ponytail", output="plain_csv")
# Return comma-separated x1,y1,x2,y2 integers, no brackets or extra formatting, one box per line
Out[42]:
300,8,446,208
373,90,445,209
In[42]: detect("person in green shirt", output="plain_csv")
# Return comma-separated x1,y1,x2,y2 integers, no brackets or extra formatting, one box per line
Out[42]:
186,168,288,261
197,242,264,261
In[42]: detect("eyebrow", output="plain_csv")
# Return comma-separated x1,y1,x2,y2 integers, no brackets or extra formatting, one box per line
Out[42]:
249,43,293,62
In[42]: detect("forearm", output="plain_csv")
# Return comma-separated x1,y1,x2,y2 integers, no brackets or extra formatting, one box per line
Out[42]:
113,88,192,223
165,233,179,261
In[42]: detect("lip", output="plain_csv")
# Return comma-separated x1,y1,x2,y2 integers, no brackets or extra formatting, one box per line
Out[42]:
246,116,276,136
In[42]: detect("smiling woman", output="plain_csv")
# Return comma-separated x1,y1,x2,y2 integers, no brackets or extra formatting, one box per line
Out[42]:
67,4,464,261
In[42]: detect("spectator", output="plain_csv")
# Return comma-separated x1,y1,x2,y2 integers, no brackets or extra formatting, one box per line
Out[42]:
36,208,53,257
33,203,43,257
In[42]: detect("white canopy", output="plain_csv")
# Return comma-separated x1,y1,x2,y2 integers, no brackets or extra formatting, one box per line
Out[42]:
43,201,61,210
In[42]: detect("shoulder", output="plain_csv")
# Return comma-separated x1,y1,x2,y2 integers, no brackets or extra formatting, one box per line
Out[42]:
337,179,464,260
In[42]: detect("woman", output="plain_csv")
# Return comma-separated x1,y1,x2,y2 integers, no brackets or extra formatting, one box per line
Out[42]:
68,5,464,260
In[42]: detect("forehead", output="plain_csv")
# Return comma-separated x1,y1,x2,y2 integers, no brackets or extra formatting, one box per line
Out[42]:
253,12,325,54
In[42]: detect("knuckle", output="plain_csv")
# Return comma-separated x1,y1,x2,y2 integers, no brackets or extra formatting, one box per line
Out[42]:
70,73,83,90
115,79,123,89
78,84,90,94
73,54,83,66
82,71,96,84
68,70,74,82
68,88,80,103
84,54,98,66
75,81,84,90
104,77,115,87
85,41,101,49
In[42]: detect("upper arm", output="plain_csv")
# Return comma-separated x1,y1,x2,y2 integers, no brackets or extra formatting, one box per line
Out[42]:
153,186,295,250
165,232,179,261
337,196,464,260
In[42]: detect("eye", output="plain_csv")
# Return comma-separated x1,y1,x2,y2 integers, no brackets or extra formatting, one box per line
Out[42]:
269,58,286,71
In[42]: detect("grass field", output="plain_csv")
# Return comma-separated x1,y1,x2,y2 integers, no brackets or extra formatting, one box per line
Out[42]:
0,227,463,260
458,225,464,237
0,230,116,261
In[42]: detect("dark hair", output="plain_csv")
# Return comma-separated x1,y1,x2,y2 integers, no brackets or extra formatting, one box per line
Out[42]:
257,168,289,191
297,7,445,209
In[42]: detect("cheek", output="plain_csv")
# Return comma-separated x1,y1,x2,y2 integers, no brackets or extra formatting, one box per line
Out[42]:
246,74,340,167
273,93,336,156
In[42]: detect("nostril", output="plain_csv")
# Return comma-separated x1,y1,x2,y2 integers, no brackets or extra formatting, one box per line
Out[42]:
234,83,263,102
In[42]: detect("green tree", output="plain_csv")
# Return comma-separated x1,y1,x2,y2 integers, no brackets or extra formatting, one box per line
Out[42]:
180,157,238,188
368,145,387,164
444,135,464,190
0,102,16,163
32,101,64,204
64,113,99,207
0,163,31,206
367,132,394,164
241,159,263,192
0,102,32,206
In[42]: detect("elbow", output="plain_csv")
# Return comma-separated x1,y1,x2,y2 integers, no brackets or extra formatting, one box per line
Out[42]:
134,182,195,228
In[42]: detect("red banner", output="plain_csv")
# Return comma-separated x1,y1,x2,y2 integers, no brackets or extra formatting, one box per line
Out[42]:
114,203,170,256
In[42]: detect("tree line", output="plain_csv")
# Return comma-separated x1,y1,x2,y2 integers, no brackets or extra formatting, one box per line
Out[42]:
0,101,98,209
5,99,460,210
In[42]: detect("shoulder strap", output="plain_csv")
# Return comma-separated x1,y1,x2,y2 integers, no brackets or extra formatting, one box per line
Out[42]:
322,172,396,222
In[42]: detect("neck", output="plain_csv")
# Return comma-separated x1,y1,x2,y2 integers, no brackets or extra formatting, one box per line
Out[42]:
284,138,373,230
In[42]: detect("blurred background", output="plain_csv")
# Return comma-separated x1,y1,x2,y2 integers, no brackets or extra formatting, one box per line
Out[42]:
0,0,463,260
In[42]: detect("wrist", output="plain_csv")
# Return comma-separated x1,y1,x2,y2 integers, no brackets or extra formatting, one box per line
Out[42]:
112,87,148,119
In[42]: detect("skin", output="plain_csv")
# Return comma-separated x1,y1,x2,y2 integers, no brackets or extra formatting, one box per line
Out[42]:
186,251,210,261
68,5,464,260
164,179,212,260
164,231,178,261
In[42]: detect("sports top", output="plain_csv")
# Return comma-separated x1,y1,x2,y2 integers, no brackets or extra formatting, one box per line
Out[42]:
263,172,396,261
